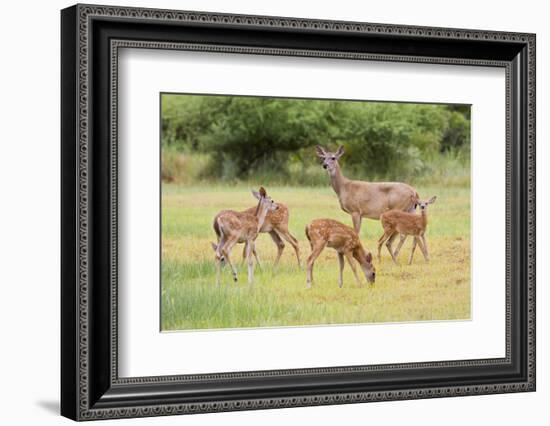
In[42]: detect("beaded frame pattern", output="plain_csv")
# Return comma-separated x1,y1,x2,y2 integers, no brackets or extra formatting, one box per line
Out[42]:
74,4,535,420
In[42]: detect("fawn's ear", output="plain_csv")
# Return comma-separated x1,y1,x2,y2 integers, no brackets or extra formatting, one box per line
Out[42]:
211,242,218,252
365,252,373,263
428,196,437,204
335,145,345,159
259,186,267,197
315,145,327,158
251,189,261,200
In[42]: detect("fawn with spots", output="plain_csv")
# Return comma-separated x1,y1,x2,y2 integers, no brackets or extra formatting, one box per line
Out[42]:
305,218,376,288
377,196,437,264
241,202,301,268
211,187,278,284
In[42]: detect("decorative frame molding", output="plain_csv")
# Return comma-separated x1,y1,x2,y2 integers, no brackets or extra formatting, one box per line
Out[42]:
61,3,535,421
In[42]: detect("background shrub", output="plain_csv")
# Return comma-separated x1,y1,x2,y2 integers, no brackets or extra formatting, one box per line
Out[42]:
161,94,470,185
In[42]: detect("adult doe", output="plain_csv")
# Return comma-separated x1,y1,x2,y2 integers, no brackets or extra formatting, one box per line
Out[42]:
377,196,437,264
315,145,419,235
305,218,376,288
212,187,278,284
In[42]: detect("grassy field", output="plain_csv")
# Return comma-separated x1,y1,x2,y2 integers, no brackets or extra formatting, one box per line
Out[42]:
161,184,470,331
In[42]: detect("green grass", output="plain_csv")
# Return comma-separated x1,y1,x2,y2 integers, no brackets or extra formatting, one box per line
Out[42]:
161,184,470,331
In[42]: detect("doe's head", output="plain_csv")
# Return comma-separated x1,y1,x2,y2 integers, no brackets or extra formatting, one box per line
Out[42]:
418,196,437,212
315,145,344,174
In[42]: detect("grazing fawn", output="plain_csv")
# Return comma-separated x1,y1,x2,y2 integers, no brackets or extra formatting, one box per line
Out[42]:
377,196,437,265
211,187,278,284
305,218,376,288
241,203,301,267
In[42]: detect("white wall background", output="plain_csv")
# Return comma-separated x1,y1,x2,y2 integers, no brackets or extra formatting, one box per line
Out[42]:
0,0,546,424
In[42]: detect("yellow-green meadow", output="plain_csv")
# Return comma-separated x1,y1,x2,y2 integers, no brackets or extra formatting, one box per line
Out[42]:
161,183,470,331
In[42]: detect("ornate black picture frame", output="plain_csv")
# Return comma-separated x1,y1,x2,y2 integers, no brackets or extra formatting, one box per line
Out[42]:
61,3,536,421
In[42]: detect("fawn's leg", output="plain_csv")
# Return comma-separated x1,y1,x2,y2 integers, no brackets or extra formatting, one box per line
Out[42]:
408,237,418,265
222,238,239,282
215,237,226,285
420,234,429,261
393,234,407,259
377,231,391,262
242,241,261,267
277,226,302,268
245,241,255,283
344,252,362,287
215,258,221,286
250,241,261,269
414,236,427,262
240,243,249,265
338,252,345,288
269,231,285,266
385,233,399,263
306,242,326,288
242,241,260,266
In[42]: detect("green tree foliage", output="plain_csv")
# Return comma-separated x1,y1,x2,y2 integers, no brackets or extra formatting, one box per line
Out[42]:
198,97,333,178
440,105,471,152
161,94,470,181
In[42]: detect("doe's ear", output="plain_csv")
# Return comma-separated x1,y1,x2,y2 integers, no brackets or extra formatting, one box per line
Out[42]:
335,145,345,159
365,252,373,263
428,196,437,204
315,145,327,158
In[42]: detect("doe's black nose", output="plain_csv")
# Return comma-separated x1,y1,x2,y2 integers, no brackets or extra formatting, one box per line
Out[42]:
322,164,328,169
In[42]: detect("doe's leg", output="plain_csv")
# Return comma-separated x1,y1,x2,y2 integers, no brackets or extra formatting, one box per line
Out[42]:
351,213,362,235
338,252,345,288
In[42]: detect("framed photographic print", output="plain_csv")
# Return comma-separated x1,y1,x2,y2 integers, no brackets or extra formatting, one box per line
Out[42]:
61,3,536,421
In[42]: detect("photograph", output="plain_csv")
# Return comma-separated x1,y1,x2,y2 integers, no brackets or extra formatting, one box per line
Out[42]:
160,93,472,331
